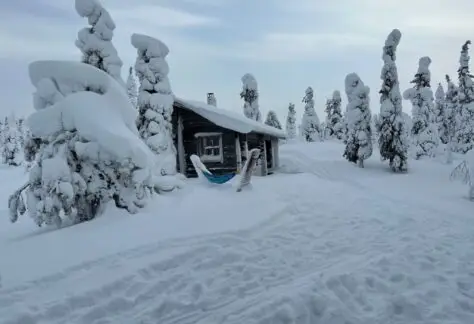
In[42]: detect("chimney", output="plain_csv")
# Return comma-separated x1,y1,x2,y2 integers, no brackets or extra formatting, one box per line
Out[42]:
207,92,216,106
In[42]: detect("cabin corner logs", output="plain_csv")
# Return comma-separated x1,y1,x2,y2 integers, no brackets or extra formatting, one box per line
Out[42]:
171,103,279,178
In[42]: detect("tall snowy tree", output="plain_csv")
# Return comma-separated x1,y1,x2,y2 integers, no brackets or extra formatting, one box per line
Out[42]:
445,75,460,163
433,83,448,144
378,29,409,172
75,0,124,87
1,116,21,166
207,93,217,106
343,73,372,167
265,110,282,129
9,61,155,227
301,87,321,142
455,40,474,153
325,90,344,140
132,33,176,176
285,103,297,140
403,56,439,159
240,73,261,121
126,66,138,109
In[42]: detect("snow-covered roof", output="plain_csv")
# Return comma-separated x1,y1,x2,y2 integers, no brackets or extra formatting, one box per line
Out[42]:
174,97,286,139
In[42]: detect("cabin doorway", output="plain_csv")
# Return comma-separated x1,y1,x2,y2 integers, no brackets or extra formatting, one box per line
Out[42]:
265,140,273,170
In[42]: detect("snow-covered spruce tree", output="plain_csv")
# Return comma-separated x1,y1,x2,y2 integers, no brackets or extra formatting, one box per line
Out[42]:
265,110,282,129
1,116,21,166
434,83,448,144
207,93,217,106
285,103,297,140
75,0,124,87
126,66,138,109
325,90,344,140
8,61,155,227
240,73,261,121
343,73,372,167
455,40,474,153
403,56,439,159
378,29,409,172
132,33,176,176
445,75,460,163
301,87,321,142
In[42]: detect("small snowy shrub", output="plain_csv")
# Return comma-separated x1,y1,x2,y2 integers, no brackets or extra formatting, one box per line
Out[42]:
301,87,321,142
343,73,372,167
241,73,261,121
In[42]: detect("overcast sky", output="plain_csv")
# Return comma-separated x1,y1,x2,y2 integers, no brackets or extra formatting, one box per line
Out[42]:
1,0,473,122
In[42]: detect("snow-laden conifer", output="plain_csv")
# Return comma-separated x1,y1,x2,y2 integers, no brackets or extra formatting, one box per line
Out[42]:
132,33,176,176
1,116,21,166
455,40,474,153
403,56,439,159
445,75,460,163
126,66,138,109
433,83,448,144
285,103,297,140
75,0,124,87
8,61,155,227
241,74,261,121
207,93,216,106
325,90,344,140
343,73,372,167
378,29,409,172
301,87,321,142
264,110,282,129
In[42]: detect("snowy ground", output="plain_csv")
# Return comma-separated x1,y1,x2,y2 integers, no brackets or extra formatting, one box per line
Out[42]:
1,141,474,324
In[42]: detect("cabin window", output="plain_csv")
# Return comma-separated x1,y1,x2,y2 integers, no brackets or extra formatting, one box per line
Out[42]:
195,132,223,162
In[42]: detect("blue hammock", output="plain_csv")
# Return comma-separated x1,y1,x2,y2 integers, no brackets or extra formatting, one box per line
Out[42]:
202,171,236,184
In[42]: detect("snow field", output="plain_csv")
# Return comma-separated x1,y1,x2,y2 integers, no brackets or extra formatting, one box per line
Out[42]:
1,142,474,323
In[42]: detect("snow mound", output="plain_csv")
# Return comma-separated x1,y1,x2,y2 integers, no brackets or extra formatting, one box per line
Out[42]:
131,33,169,57
28,60,153,169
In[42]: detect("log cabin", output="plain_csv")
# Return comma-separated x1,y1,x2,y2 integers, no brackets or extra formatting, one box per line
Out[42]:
172,97,286,177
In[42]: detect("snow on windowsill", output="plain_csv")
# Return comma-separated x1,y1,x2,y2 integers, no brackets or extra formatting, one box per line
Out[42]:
200,155,223,163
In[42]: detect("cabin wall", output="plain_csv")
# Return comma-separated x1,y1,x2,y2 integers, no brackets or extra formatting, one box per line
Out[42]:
175,107,237,177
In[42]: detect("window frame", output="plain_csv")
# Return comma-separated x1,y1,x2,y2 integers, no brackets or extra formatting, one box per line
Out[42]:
194,132,223,163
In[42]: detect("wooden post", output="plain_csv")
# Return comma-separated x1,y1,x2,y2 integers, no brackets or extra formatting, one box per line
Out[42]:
177,114,186,176
235,133,242,173
259,136,268,176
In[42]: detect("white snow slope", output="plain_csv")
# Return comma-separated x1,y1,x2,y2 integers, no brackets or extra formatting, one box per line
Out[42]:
1,141,474,324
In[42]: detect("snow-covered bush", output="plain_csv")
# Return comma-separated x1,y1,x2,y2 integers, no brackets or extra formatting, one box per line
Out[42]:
126,66,138,109
445,75,460,163
343,73,372,167
454,40,474,153
240,73,261,121
301,87,321,142
403,56,439,159
8,61,156,227
433,83,448,144
75,0,124,87
265,110,282,129
450,150,474,199
325,90,344,140
132,33,177,176
1,116,22,166
378,29,409,172
285,103,297,140
207,93,216,106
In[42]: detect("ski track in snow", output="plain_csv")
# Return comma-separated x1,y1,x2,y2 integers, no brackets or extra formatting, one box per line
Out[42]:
2,145,474,323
